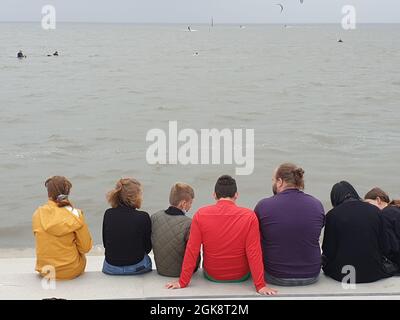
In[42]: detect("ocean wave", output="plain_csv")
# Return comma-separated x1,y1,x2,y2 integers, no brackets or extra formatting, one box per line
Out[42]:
0,163,23,170
70,174,96,181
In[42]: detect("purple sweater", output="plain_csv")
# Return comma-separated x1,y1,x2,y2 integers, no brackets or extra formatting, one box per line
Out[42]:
255,189,325,279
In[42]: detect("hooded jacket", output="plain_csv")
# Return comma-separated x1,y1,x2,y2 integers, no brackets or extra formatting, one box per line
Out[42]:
32,200,93,280
322,200,391,283
323,182,391,283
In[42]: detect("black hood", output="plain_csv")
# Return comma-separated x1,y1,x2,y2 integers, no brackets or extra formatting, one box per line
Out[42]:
330,181,361,207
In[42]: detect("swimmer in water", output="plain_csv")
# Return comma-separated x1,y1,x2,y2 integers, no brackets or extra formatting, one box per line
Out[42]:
17,50,26,58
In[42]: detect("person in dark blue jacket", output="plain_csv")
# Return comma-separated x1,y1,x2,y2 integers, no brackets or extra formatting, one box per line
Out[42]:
323,181,392,283
365,187,400,268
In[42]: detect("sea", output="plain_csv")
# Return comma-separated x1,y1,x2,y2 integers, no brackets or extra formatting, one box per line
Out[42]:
0,23,399,248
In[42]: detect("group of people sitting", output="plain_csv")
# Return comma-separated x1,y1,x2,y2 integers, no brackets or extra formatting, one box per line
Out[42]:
32,163,400,296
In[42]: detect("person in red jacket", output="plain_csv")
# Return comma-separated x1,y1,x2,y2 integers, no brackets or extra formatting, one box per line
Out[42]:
166,175,277,295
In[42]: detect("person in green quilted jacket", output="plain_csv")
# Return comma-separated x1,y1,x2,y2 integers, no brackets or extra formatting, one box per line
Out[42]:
151,183,200,277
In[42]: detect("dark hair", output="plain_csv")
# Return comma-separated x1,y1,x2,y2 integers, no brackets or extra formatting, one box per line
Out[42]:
275,163,305,190
215,175,237,199
364,187,390,203
390,200,400,208
45,176,73,207
330,181,361,207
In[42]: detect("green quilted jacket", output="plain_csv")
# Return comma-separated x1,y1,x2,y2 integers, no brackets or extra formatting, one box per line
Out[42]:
151,210,193,277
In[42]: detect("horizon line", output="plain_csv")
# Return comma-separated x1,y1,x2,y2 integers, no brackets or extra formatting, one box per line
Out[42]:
0,20,400,25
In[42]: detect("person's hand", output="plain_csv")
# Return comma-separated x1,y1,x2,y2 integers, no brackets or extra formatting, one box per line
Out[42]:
258,286,278,296
165,281,181,289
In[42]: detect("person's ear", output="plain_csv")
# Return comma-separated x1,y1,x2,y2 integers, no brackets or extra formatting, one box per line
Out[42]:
213,192,218,201
184,200,192,210
377,197,382,205
234,192,239,201
180,201,185,211
177,200,184,209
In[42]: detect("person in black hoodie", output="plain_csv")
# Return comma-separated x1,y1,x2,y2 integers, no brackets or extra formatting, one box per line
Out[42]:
102,178,152,275
322,181,392,283
365,187,400,267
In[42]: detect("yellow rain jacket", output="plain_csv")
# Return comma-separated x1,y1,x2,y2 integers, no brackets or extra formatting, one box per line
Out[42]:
32,200,93,280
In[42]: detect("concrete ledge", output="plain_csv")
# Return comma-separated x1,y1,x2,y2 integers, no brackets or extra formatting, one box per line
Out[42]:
1,256,400,300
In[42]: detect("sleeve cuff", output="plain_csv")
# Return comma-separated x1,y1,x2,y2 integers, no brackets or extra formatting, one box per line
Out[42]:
179,279,187,288
256,282,266,292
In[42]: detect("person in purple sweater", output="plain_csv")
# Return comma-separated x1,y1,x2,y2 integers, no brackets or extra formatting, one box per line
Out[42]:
255,163,325,286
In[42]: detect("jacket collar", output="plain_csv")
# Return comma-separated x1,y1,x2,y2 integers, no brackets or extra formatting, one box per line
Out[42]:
165,206,186,216
216,199,237,206
279,188,302,195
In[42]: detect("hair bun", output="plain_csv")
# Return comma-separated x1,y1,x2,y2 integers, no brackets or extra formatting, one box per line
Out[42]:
294,168,305,178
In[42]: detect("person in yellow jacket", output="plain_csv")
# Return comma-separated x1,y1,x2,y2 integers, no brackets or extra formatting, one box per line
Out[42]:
32,176,93,280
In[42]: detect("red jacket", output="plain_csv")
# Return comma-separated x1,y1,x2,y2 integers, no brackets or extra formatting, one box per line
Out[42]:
179,200,266,291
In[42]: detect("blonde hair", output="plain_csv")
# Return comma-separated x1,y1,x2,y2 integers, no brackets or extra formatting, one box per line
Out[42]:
107,178,143,209
45,176,73,207
169,183,195,206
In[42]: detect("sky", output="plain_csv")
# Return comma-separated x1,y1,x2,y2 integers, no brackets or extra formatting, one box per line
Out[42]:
0,0,399,24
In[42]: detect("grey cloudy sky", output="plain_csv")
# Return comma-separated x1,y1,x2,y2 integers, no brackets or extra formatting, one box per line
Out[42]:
0,0,399,23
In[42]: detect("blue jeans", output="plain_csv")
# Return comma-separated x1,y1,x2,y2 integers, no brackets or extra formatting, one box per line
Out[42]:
102,254,152,275
265,272,319,287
